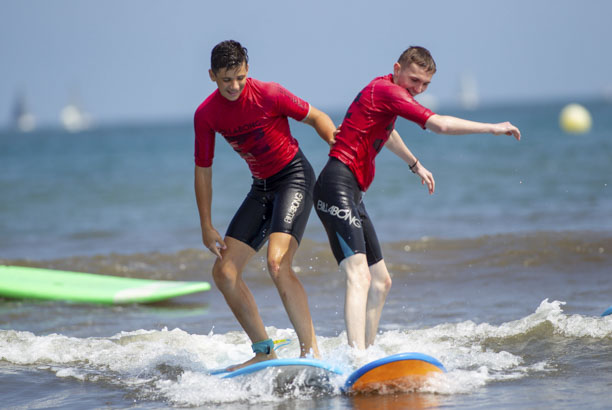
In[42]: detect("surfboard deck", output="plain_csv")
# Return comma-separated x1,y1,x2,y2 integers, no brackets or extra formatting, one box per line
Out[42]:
0,265,211,304
214,358,344,378
212,358,344,391
603,305,612,317
343,352,446,394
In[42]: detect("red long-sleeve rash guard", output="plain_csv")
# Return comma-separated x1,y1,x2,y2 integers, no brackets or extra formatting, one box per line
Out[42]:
330,74,435,191
194,78,310,179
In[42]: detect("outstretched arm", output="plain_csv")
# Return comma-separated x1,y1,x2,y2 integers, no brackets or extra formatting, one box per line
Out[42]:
302,105,336,146
425,114,521,141
194,165,226,258
385,129,435,194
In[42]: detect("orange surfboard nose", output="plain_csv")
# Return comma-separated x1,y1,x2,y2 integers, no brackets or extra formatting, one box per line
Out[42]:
344,353,446,395
351,359,443,393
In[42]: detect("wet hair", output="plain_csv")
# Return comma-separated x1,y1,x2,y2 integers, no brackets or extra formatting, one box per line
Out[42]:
210,40,249,74
397,46,437,74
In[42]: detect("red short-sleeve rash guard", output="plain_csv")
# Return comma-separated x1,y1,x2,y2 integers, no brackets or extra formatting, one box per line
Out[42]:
194,78,310,179
330,74,435,191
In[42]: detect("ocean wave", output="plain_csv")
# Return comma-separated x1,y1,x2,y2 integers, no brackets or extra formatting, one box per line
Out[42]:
2,231,609,280
427,299,612,342
2,299,610,404
382,231,611,271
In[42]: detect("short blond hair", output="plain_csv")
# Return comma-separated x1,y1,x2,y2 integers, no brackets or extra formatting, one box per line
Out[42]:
397,46,436,74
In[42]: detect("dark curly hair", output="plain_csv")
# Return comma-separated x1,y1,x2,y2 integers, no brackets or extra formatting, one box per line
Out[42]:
210,40,249,73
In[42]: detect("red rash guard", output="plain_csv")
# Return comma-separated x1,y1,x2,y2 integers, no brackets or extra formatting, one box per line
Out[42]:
330,74,435,191
194,78,310,179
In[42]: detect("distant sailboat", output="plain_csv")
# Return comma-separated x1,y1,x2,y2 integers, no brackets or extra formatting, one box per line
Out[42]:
458,72,479,110
60,91,92,132
12,91,36,132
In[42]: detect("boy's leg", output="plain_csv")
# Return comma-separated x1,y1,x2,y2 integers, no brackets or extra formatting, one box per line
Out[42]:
365,259,392,347
267,231,320,358
340,253,371,350
213,236,277,370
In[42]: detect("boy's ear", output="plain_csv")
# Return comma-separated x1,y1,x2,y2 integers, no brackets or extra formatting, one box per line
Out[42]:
208,69,216,82
393,62,401,75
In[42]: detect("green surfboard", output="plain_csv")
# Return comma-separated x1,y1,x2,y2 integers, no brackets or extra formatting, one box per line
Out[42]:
0,265,211,304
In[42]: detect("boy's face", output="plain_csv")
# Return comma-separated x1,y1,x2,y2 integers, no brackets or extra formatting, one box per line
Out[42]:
393,62,433,97
209,62,249,101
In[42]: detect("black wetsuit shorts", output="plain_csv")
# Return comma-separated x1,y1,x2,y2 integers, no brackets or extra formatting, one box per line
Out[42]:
226,149,315,251
314,157,383,266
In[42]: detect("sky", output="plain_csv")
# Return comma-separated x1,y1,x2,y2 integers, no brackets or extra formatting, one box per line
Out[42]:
1,0,611,129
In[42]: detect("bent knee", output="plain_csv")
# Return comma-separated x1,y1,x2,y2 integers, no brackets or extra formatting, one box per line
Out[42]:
212,261,237,288
368,270,391,296
266,255,291,282
377,274,392,294
267,258,280,276
346,268,371,290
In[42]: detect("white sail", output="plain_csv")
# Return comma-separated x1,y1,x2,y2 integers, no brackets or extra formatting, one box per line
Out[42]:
12,91,36,132
60,90,92,132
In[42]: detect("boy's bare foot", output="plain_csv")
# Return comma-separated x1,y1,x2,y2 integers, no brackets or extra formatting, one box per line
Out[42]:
225,351,278,372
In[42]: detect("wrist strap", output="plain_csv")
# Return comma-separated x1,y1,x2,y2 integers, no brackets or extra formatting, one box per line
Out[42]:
410,159,419,173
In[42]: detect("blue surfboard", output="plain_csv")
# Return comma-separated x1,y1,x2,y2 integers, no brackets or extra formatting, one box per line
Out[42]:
602,305,612,317
211,358,344,391
214,357,344,378
343,352,446,394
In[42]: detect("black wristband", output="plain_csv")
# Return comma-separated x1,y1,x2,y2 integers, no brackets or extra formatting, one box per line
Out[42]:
410,159,419,173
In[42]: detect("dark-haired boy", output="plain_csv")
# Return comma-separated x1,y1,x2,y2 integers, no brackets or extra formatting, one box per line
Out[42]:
314,46,521,350
194,40,335,370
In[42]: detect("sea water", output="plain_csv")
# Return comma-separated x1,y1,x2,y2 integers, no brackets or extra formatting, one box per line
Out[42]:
1,99,611,408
